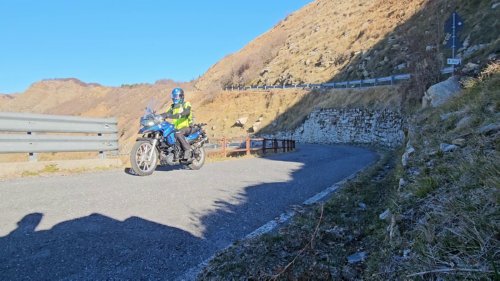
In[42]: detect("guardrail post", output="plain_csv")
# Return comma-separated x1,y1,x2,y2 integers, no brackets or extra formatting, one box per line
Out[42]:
282,140,285,152
273,139,277,153
346,81,349,88
246,135,250,156
374,78,377,86
222,137,227,157
391,76,395,85
98,133,106,159
262,138,266,154
27,132,38,162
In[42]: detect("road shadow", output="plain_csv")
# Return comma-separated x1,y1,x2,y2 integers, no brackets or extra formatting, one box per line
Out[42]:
0,213,210,280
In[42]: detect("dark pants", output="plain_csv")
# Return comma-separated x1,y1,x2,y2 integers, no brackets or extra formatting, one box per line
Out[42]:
175,127,194,151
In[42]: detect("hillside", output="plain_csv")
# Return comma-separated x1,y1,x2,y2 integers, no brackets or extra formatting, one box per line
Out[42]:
196,0,499,95
199,62,500,281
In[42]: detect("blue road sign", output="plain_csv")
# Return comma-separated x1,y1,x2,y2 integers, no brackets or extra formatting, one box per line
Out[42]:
444,12,464,49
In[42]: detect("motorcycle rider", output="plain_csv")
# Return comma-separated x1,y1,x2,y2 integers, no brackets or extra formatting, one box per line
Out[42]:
161,88,194,159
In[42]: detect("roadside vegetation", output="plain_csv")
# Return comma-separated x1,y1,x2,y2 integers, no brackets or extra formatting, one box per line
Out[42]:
199,64,499,280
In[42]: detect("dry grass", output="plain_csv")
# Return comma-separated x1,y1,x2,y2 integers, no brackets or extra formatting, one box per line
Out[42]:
197,67,500,281
389,69,500,280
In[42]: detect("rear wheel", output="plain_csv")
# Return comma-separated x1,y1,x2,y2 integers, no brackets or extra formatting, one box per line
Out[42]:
187,147,206,170
130,140,159,176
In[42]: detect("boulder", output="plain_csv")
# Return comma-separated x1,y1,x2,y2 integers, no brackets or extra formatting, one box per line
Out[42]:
422,76,462,108
234,117,248,127
462,62,480,74
493,2,500,9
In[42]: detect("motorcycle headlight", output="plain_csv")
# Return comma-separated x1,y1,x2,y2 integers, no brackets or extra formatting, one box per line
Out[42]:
141,118,155,127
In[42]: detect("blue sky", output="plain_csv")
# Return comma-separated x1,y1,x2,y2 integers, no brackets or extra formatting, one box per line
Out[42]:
0,1,312,94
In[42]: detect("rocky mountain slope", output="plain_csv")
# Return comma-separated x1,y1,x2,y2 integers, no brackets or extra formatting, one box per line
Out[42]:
196,0,499,93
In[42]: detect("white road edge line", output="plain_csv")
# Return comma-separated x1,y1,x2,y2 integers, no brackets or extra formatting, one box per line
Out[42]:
176,164,371,281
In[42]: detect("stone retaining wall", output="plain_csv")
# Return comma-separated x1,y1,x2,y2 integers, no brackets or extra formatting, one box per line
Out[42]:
266,108,405,147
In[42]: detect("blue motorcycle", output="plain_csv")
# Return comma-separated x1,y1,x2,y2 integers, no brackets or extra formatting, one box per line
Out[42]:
130,105,208,176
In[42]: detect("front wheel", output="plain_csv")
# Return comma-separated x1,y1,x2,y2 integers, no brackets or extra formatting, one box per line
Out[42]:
187,147,206,170
130,140,159,176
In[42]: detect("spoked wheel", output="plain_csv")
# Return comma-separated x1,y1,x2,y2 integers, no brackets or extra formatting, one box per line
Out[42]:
187,147,206,170
130,140,159,176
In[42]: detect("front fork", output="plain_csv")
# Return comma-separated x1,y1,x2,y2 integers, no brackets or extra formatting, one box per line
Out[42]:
148,133,160,161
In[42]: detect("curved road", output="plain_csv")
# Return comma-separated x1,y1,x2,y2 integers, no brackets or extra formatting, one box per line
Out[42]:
0,144,377,280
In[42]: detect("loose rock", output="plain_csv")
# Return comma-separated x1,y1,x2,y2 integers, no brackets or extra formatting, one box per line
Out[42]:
440,143,458,152
347,251,367,264
456,116,472,130
479,123,500,135
402,146,415,167
379,209,391,220
462,62,480,74
399,178,407,189
452,138,466,147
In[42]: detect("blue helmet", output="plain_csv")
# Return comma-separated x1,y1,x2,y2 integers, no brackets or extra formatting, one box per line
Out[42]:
171,88,184,105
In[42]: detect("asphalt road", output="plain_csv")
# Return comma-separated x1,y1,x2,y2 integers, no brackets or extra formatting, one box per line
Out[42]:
0,144,377,280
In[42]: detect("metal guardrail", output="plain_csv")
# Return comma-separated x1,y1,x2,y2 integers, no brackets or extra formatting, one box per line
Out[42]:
0,112,119,161
224,67,455,91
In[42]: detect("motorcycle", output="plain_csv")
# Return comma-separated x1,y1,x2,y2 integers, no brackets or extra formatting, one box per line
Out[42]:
130,103,208,176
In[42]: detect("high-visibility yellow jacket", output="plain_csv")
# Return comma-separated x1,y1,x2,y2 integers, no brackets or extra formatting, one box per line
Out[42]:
165,101,193,130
